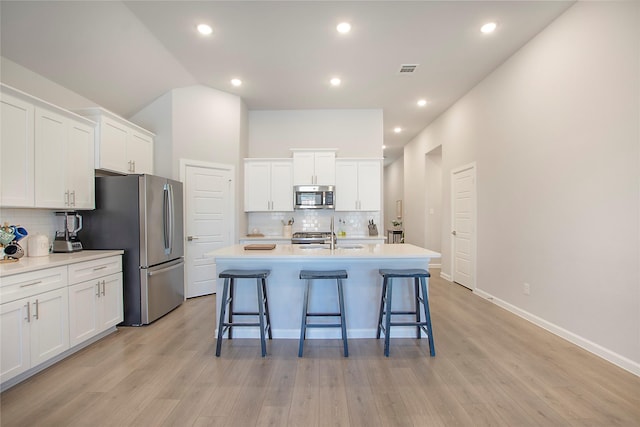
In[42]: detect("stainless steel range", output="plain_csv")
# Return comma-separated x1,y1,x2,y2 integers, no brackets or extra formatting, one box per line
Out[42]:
291,231,334,245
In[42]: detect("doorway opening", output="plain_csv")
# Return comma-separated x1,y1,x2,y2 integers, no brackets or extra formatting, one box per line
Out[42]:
425,146,443,268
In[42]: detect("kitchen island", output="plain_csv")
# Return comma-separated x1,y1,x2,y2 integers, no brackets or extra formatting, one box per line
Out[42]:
208,243,440,339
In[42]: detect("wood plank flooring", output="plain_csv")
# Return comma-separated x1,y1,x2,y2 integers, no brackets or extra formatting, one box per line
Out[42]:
1,269,639,426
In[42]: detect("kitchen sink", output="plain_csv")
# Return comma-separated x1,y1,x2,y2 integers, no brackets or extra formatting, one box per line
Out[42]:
298,244,328,250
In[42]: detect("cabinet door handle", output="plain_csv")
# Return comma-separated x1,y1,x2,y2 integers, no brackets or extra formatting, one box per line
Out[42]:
20,280,42,288
93,266,108,271
25,302,31,323
96,282,101,298
102,280,106,296
65,191,70,206
70,190,76,206
33,299,39,320
132,161,136,172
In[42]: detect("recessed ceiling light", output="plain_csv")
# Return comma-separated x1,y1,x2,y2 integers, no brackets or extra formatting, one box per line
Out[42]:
394,127,402,133
481,22,497,34
337,22,351,34
417,99,427,107
197,24,213,35
231,78,242,87
330,77,341,86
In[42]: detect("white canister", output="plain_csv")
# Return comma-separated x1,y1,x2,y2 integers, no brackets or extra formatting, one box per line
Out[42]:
28,234,50,257
283,225,292,238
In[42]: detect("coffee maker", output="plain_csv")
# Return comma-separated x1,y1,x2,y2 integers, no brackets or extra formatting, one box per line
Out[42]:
53,211,83,252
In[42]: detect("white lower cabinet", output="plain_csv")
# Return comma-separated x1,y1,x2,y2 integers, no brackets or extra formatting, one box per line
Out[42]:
0,254,123,388
69,272,123,347
0,267,69,384
68,256,123,347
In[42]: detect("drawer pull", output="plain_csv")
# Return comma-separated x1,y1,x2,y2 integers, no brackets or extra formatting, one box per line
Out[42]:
20,280,43,288
93,266,108,271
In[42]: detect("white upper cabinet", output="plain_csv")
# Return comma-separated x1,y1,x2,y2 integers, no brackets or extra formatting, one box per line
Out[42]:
1,91,34,207
335,159,381,211
292,150,335,185
34,107,95,209
244,159,293,212
1,84,95,209
76,108,154,175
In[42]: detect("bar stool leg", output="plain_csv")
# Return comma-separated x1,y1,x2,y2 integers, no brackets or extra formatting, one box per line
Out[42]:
337,278,348,357
376,278,388,339
216,277,230,357
420,277,435,357
256,278,267,357
384,278,393,357
228,279,235,339
414,277,422,339
261,277,272,339
298,279,311,357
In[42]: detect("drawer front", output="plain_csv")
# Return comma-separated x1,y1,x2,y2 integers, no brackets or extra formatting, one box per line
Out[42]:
0,267,68,303
68,256,122,285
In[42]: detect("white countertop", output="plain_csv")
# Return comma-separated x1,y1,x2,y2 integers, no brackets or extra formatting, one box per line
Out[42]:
208,243,440,261
0,250,124,277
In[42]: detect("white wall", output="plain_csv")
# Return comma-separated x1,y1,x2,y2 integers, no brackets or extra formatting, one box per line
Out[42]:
425,146,442,254
248,109,383,158
1,57,97,110
403,1,639,372
131,85,247,240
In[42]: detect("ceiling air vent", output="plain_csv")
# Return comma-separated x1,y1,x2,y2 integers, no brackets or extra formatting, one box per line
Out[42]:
398,64,419,74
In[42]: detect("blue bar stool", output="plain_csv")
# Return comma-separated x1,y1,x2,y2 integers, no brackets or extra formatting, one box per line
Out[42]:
376,268,435,357
298,270,348,357
216,269,272,357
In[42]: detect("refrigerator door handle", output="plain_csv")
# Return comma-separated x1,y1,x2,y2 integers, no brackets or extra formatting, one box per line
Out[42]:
163,184,170,254
147,259,184,276
168,183,175,255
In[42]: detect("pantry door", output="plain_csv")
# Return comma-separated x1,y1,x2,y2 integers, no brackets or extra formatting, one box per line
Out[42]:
451,163,475,290
182,161,234,298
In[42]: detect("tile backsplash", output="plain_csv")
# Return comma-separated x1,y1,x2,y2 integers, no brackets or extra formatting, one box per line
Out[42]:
247,210,381,237
1,208,58,241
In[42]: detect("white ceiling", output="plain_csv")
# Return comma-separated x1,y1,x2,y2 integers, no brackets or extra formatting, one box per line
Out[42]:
0,1,573,162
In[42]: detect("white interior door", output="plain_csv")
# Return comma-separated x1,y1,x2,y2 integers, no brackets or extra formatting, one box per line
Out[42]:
184,163,234,298
451,164,475,290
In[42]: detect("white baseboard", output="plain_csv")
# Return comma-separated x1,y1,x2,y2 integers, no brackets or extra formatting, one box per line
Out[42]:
440,271,452,281
473,288,640,377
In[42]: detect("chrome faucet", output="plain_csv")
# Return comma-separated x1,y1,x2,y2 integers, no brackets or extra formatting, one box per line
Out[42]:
330,216,336,250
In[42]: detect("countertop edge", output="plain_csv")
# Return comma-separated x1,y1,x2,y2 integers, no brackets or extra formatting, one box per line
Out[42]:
0,250,125,278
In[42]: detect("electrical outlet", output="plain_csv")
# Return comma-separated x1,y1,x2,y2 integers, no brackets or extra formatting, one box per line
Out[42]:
523,283,530,295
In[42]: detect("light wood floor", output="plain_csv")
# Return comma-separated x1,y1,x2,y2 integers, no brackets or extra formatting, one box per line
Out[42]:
1,270,639,426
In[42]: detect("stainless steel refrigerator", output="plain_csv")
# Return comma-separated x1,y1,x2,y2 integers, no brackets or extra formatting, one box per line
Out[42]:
81,174,184,325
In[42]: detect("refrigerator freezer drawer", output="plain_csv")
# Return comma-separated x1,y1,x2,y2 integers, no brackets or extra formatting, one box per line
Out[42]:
140,259,184,324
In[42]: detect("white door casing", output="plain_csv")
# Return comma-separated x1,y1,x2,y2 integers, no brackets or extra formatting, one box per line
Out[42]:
181,160,234,298
451,163,476,290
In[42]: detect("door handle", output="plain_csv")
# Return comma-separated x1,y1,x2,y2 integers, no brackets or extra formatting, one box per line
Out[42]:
452,230,457,236
187,236,199,241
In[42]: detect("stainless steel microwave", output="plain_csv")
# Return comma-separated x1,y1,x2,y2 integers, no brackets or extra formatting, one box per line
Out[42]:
294,185,335,209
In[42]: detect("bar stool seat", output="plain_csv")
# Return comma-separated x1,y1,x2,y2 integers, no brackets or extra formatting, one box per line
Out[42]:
377,268,435,357
299,269,348,357
216,269,272,357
